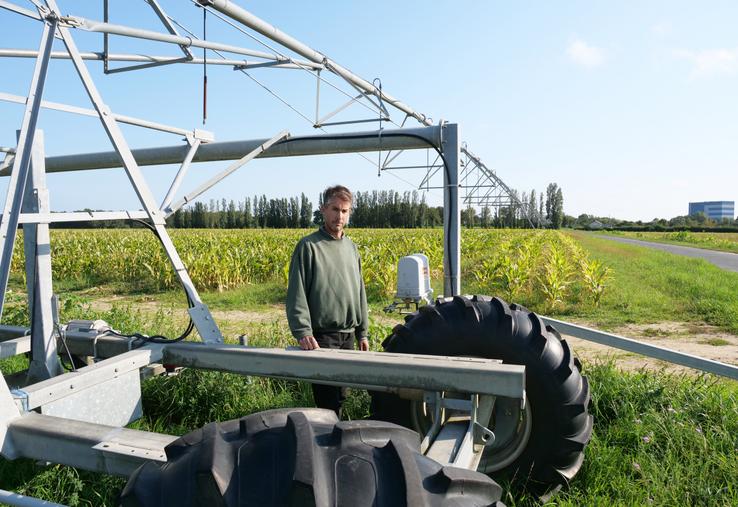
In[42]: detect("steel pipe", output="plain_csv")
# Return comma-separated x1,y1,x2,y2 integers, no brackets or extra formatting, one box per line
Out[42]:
0,126,442,175
543,317,738,381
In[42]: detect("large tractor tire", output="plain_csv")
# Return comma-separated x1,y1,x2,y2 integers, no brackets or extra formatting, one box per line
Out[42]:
120,408,505,507
371,295,593,491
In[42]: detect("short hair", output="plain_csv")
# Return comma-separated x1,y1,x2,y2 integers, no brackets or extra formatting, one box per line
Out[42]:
322,185,353,206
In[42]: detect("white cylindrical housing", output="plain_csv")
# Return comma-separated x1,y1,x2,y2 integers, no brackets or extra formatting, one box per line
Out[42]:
396,254,432,301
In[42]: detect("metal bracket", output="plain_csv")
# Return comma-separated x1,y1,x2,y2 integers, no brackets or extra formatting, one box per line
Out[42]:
10,389,28,412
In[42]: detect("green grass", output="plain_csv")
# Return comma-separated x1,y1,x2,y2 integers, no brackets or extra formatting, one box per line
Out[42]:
602,230,738,254
2,355,736,506
561,232,738,333
2,230,738,505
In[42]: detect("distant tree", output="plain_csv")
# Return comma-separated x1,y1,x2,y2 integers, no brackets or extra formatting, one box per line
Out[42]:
243,197,252,228
299,193,312,228
528,189,538,227
551,186,564,228
480,206,491,227
539,191,545,226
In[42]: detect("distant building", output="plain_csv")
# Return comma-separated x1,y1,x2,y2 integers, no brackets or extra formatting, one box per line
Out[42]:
688,201,735,221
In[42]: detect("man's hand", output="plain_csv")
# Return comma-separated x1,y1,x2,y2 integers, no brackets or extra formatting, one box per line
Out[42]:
298,335,320,350
358,338,369,351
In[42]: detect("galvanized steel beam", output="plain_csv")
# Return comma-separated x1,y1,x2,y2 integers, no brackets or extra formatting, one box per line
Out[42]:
0,336,30,359
0,126,441,175
162,342,526,399
7,412,177,476
543,317,738,381
22,130,62,381
14,346,162,411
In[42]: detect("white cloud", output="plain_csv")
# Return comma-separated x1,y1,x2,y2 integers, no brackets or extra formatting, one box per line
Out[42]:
567,38,605,68
673,48,738,78
651,21,672,37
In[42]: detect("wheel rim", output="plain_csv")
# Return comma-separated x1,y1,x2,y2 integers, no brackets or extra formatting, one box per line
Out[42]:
409,394,533,475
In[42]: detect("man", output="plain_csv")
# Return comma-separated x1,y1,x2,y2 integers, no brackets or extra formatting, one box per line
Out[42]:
286,185,369,415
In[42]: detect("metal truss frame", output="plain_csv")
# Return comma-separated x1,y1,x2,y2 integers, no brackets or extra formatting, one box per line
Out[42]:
0,1,463,378
0,4,736,506
1,0,531,223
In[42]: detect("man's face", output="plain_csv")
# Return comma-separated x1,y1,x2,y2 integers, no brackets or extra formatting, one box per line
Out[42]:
321,197,351,238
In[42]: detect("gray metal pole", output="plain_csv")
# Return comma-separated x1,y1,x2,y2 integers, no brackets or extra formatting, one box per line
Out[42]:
542,317,738,381
441,123,461,296
0,18,55,320
3,126,442,175
22,130,62,381
0,49,307,69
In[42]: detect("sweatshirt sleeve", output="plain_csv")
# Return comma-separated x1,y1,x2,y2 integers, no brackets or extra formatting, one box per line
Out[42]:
286,240,313,339
356,252,369,341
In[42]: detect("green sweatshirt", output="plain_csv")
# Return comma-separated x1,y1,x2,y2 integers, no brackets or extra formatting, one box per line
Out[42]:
286,227,368,342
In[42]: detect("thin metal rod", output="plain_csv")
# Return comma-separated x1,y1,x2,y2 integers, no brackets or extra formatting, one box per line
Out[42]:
71,16,321,68
145,0,194,59
0,0,41,20
0,18,55,320
103,0,109,73
160,138,201,212
316,92,366,126
104,55,191,74
0,92,193,137
542,317,738,381
3,210,149,224
166,130,288,216
0,49,308,68
382,164,444,171
204,0,430,126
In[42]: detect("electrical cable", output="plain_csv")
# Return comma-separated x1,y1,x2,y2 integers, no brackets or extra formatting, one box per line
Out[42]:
102,218,196,346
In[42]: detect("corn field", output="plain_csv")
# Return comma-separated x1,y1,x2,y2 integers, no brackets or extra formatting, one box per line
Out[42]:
10,229,611,308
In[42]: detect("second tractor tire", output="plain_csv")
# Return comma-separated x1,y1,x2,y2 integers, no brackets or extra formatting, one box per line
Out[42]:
371,295,593,491
120,407,505,506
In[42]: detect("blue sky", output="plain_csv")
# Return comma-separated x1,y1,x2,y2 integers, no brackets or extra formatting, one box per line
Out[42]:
1,1,737,221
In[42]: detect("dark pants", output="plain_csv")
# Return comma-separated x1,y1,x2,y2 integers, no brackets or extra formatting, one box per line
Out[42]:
312,331,354,416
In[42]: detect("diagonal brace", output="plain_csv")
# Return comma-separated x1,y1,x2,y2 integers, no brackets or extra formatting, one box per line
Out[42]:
165,130,289,217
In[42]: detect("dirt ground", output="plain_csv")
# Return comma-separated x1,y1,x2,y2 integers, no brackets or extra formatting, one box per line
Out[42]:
91,297,737,376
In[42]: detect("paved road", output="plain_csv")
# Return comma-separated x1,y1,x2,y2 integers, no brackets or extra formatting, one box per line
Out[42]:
597,235,738,273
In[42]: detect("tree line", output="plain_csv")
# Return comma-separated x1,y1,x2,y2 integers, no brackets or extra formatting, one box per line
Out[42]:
62,183,567,229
